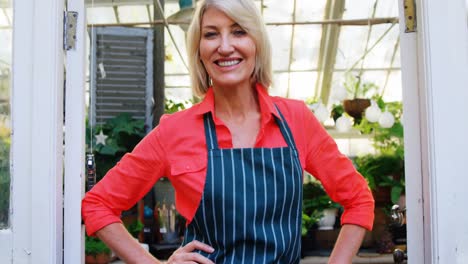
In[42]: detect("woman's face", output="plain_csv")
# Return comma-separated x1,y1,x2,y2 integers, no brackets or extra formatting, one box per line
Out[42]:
199,7,256,89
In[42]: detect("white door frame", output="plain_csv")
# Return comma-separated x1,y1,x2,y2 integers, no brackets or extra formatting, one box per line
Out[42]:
401,0,468,263
64,0,86,263
0,0,66,263
397,0,425,262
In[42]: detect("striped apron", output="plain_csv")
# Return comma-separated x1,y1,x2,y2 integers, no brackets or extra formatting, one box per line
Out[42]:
183,107,303,263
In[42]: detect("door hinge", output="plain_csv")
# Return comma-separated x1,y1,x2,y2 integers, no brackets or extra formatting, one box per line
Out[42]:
403,0,417,33
63,11,78,50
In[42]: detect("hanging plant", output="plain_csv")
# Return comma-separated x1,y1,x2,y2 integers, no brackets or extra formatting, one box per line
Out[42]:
341,74,379,123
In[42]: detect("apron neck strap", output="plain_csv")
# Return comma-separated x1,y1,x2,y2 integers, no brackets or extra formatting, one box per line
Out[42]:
273,105,298,151
203,104,298,151
204,112,219,150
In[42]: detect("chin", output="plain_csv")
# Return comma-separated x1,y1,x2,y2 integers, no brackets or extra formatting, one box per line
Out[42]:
212,79,246,88
212,74,254,88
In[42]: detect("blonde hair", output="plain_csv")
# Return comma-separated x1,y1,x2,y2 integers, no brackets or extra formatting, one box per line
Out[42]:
186,0,273,97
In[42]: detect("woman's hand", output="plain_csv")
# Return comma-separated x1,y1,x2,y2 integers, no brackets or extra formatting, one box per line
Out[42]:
165,240,215,264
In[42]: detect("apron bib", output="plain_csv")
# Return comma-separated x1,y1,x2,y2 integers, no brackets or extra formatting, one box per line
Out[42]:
183,107,303,263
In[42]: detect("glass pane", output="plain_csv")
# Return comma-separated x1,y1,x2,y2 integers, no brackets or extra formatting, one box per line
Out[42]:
86,7,116,25
289,71,318,100
363,24,400,68
270,71,318,100
330,70,402,103
267,25,292,71
0,0,12,229
342,0,376,20
335,26,368,70
296,0,326,22
375,0,399,17
262,0,294,23
117,5,148,23
165,25,188,74
290,25,322,71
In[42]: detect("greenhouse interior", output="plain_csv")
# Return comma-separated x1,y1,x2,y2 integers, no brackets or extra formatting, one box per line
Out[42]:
0,0,409,263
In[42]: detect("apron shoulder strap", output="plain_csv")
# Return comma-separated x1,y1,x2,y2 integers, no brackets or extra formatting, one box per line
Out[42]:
273,104,299,151
203,113,219,150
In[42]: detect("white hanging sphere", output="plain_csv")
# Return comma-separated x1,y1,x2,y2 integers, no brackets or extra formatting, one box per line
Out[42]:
314,103,330,123
365,100,382,123
335,116,352,132
379,111,395,128
332,86,348,101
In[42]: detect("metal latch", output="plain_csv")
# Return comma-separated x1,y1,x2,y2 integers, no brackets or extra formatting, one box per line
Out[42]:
403,0,416,33
63,11,78,50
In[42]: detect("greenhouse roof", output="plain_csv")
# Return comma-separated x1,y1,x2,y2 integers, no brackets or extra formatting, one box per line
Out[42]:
1,0,403,106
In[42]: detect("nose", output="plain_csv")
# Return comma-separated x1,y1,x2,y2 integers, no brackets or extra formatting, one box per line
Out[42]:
217,35,234,55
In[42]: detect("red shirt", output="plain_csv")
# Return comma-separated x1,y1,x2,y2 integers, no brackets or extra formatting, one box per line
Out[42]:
82,84,374,236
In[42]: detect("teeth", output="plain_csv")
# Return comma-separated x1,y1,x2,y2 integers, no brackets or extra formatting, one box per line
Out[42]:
218,60,240,67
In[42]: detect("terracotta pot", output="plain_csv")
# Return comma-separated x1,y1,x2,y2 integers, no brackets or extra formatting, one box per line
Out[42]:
372,186,392,206
85,253,111,264
343,98,371,120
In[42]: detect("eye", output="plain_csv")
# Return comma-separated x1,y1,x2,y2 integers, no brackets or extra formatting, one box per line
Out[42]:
203,31,218,39
233,29,247,37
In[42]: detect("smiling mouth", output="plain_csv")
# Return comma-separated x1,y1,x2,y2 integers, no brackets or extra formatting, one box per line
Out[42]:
215,59,241,67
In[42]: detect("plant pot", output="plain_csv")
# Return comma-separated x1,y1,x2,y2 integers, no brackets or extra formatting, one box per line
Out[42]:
301,229,317,257
343,98,371,121
85,252,111,264
372,186,391,206
317,208,338,230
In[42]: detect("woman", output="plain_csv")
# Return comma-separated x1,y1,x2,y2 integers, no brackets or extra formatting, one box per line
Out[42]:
81,0,374,263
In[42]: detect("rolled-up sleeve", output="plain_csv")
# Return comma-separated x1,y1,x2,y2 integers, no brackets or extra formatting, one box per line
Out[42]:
81,127,168,236
302,105,375,230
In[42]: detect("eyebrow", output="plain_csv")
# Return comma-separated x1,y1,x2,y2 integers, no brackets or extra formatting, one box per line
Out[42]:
202,23,242,30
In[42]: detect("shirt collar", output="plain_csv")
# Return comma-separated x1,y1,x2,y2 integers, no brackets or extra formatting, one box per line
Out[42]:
194,83,282,121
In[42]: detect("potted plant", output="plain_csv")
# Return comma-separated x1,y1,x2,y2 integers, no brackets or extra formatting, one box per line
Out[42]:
341,74,379,123
303,178,341,228
351,99,405,251
354,100,405,205
125,219,144,240
85,235,111,264
86,113,146,183
302,177,342,253
355,154,404,206
0,125,10,228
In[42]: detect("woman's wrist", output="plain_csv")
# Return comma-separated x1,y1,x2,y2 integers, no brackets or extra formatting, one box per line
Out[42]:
328,224,366,263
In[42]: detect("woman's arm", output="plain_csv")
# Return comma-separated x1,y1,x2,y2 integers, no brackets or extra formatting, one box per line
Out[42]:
328,224,366,263
96,223,215,264
96,223,160,264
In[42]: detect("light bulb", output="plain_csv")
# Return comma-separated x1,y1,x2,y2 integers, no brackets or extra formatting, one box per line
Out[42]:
379,111,395,128
336,116,352,132
365,100,382,123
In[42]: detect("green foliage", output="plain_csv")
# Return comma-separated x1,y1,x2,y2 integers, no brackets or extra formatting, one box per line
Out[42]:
85,235,111,256
125,219,144,238
354,99,404,158
0,125,10,228
343,74,379,99
86,113,146,181
86,99,192,182
331,104,344,122
165,98,193,114
355,154,405,204
302,177,340,235
302,211,322,236
352,99,405,205
304,97,319,106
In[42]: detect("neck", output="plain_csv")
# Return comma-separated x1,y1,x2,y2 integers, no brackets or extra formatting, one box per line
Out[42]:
212,82,259,121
